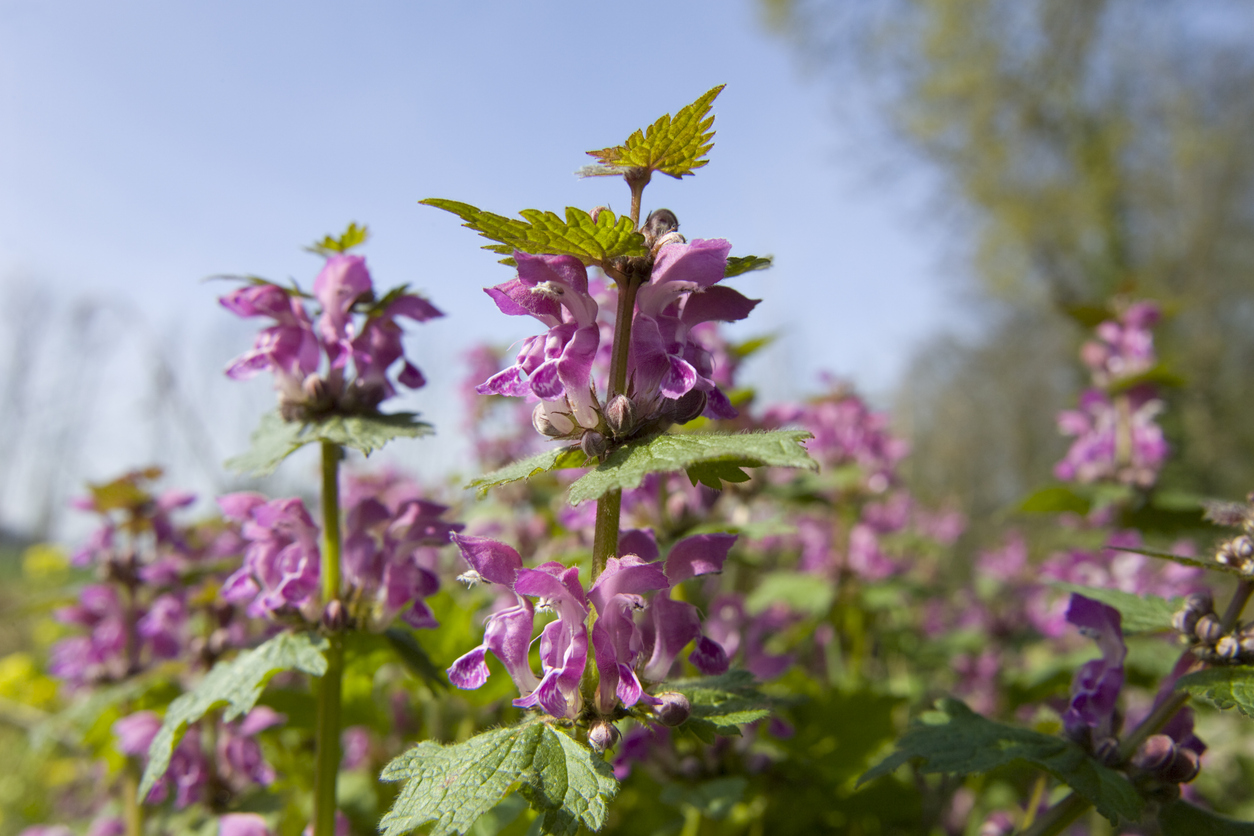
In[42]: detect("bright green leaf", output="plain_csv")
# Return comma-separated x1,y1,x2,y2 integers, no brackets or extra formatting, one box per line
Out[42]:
724,255,773,277
379,720,617,836
139,632,328,801
746,571,836,618
226,410,432,477
306,222,370,256
729,334,776,360
1159,800,1254,834
467,447,588,495
1018,485,1092,515
420,200,647,266
1049,583,1180,634
568,431,817,505
1176,666,1254,717
668,671,773,744
582,85,724,179
859,698,1142,825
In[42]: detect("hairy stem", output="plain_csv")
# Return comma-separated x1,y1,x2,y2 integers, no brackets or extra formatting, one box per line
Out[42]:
627,169,651,228
591,491,622,580
313,441,345,836
608,277,641,402
122,762,143,836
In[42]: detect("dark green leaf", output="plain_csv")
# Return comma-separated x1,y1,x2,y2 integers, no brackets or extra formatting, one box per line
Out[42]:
420,200,646,266
383,627,448,690
745,571,836,617
668,671,773,744
859,698,1142,825
1109,545,1244,578
139,633,328,801
724,255,772,277
1159,800,1254,834
1048,583,1180,634
1176,666,1254,717
568,431,817,505
379,720,617,836
686,461,751,490
467,447,588,495
227,410,433,477
659,777,747,820
1018,485,1092,515
582,85,724,179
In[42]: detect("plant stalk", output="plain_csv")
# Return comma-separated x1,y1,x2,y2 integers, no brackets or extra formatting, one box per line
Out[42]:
313,440,345,836
591,490,622,580
122,763,143,836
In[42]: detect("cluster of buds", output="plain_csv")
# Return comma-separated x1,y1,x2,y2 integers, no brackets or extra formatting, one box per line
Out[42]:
221,254,442,421
1174,592,1254,663
1214,531,1254,574
1130,732,1202,787
475,211,757,458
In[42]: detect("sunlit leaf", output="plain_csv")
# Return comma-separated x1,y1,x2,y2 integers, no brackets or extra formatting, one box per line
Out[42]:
1048,583,1180,634
467,447,588,495
1176,666,1254,717
667,671,773,744
227,410,433,477
582,85,724,179
724,255,772,277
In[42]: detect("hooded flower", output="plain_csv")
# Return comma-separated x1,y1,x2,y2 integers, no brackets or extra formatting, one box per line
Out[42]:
218,494,322,621
1062,594,1126,744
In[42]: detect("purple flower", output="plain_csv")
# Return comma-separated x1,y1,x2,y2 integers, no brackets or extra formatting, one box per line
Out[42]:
219,494,322,621
1055,387,1167,488
341,726,372,770
114,711,163,755
219,814,274,836
217,707,284,792
1080,301,1161,387
1062,594,1126,744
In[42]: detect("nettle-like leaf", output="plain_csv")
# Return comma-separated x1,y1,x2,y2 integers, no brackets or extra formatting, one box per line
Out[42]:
467,447,589,495
1019,485,1092,515
581,85,724,179
138,632,328,801
227,410,433,477
1176,666,1254,717
667,671,773,744
568,430,816,505
420,200,647,266
379,719,617,836
859,698,1142,825
306,222,369,256
1159,800,1254,834
1111,544,1245,578
1049,583,1180,634
724,255,773,278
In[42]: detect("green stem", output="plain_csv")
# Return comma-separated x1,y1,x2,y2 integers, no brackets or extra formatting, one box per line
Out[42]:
313,441,344,836
608,277,641,401
1019,792,1089,836
592,491,622,580
122,763,143,836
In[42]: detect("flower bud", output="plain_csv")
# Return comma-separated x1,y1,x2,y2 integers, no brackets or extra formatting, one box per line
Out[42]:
604,394,637,438
1184,592,1214,615
322,599,347,633
1093,735,1121,766
642,209,679,247
1217,634,1241,660
302,374,331,409
580,430,608,460
1196,613,1224,645
532,404,565,438
654,692,691,727
1132,734,1177,773
1235,536,1254,559
1173,606,1201,638
588,721,620,753
1217,543,1237,565
1240,635,1254,659
1161,748,1201,784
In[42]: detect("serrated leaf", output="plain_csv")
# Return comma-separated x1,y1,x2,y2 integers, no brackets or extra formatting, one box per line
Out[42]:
859,698,1142,825
467,447,588,495
1048,583,1180,634
568,430,817,505
724,255,772,278
1109,545,1245,578
138,632,328,801
745,571,836,618
1018,485,1092,515
227,410,433,477
668,671,773,744
1176,667,1254,717
306,222,370,256
686,461,750,490
421,200,647,266
379,720,617,836
583,85,724,179
1159,800,1254,834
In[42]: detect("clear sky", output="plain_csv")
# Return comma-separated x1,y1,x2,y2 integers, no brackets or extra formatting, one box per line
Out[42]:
0,0,956,531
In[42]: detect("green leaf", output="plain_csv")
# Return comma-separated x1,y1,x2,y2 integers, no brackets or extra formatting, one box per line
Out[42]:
1109,362,1186,393
467,447,588,495
1018,485,1092,515
659,777,747,821
379,720,617,836
139,632,328,801
745,571,836,618
667,671,773,744
383,627,449,690
306,222,370,256
724,255,773,278
1048,583,1180,634
1176,666,1254,717
1108,545,1245,578
729,334,775,360
686,461,751,490
859,698,1142,825
582,85,724,179
568,430,817,505
227,410,433,477
1159,800,1254,834
420,199,647,266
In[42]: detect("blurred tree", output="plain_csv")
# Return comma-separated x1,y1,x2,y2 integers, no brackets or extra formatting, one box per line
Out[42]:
763,0,1254,525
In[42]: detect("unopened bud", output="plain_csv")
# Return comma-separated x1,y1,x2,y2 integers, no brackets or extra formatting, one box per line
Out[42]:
322,599,347,632
590,206,608,225
1196,613,1224,645
207,628,231,657
642,209,679,247
1132,735,1177,773
1173,607,1201,637
654,692,691,727
604,394,637,437
1235,536,1254,559
580,430,608,460
1217,543,1237,565
1093,735,1121,766
532,404,565,438
1241,635,1254,659
588,721,620,753
1185,592,1214,615
1162,748,1201,784
302,374,331,408
1217,634,1241,660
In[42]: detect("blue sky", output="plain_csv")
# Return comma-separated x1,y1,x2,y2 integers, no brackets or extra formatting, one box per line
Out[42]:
0,0,956,526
